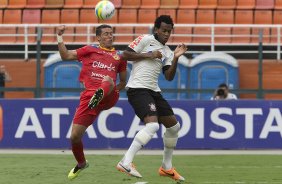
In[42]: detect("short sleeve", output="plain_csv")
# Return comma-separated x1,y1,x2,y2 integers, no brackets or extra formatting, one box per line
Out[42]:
162,47,174,66
128,35,148,53
119,59,127,73
117,50,127,72
76,45,91,62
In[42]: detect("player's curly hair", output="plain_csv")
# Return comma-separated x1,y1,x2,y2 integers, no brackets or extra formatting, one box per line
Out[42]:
96,24,112,36
154,15,174,29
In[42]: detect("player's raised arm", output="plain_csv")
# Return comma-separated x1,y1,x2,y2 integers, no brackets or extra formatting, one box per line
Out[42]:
164,44,188,81
57,25,78,61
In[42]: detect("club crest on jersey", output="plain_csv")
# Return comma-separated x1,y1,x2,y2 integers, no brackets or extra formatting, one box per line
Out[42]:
148,103,156,112
99,49,120,61
113,54,120,60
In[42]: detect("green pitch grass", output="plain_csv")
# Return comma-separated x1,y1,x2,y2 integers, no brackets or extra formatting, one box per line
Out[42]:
0,154,282,184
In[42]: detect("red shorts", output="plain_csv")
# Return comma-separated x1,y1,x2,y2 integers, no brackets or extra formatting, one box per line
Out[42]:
73,88,119,127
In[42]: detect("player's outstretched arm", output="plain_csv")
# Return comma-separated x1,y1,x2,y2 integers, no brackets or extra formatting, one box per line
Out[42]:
121,48,162,61
57,25,78,61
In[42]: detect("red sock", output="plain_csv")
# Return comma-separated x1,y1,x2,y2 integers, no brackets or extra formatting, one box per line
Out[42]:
100,80,111,96
71,140,86,167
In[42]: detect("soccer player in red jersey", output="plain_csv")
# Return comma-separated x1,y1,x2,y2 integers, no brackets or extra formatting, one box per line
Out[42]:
56,25,127,180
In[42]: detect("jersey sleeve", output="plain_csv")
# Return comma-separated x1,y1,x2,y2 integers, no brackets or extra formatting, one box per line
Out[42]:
116,50,127,72
162,48,174,66
165,52,174,66
119,59,127,73
76,45,92,62
128,35,148,53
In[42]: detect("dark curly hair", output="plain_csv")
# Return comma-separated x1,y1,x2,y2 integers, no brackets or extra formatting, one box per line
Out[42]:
154,15,174,29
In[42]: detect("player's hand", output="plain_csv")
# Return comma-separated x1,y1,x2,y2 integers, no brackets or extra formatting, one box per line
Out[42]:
57,25,66,36
174,44,187,58
150,50,163,60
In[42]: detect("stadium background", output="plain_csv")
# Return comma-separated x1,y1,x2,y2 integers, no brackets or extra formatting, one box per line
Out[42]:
0,0,282,99
0,0,281,147
0,0,281,149
0,1,282,183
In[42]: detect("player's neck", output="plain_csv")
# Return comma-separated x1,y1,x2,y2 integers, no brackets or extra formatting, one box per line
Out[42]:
98,45,115,51
153,34,165,45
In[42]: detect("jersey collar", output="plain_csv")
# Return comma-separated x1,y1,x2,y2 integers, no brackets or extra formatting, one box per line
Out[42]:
98,45,115,51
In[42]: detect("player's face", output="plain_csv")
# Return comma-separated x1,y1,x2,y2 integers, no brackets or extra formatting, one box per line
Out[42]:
155,22,173,45
97,28,113,49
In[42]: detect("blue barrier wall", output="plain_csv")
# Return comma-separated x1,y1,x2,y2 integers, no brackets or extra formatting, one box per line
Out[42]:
189,52,239,100
44,61,83,97
0,99,282,149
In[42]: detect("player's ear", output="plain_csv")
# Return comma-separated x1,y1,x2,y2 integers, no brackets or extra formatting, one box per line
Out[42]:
96,35,101,42
153,27,158,34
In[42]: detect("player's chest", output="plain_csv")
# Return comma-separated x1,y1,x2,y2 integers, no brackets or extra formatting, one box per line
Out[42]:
143,41,164,52
84,53,120,71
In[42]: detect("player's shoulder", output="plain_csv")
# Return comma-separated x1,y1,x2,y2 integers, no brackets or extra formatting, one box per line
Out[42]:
135,34,153,42
143,34,155,41
228,93,238,99
89,44,99,49
129,34,150,49
231,93,238,99
116,50,123,55
79,44,99,50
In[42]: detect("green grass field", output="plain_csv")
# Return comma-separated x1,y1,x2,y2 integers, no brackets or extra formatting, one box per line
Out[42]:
0,154,282,184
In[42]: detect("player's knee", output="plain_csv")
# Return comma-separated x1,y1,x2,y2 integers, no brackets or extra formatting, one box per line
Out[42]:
163,136,178,149
135,122,159,145
146,122,160,134
70,132,82,144
163,122,180,148
165,122,180,138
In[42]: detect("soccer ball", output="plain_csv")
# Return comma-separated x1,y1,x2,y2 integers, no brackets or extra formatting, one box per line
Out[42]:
95,0,115,20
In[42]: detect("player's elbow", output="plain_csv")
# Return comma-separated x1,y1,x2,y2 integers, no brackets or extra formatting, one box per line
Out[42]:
165,74,174,81
166,77,174,81
59,50,77,61
60,54,74,61
121,50,139,61
60,55,68,60
121,50,131,61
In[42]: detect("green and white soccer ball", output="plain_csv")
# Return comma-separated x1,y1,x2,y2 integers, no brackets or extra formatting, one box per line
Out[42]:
95,0,115,20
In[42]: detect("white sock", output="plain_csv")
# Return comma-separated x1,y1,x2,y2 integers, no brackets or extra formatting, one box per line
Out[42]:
162,146,174,170
122,122,159,166
162,122,180,170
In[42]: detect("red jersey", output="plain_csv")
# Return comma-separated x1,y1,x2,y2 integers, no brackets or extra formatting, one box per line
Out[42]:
76,45,127,90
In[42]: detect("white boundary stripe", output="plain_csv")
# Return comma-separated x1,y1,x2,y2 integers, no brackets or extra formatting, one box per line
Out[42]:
1,149,282,155
202,182,282,184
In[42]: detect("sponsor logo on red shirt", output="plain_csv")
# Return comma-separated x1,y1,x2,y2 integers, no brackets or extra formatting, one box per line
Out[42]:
92,61,116,71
